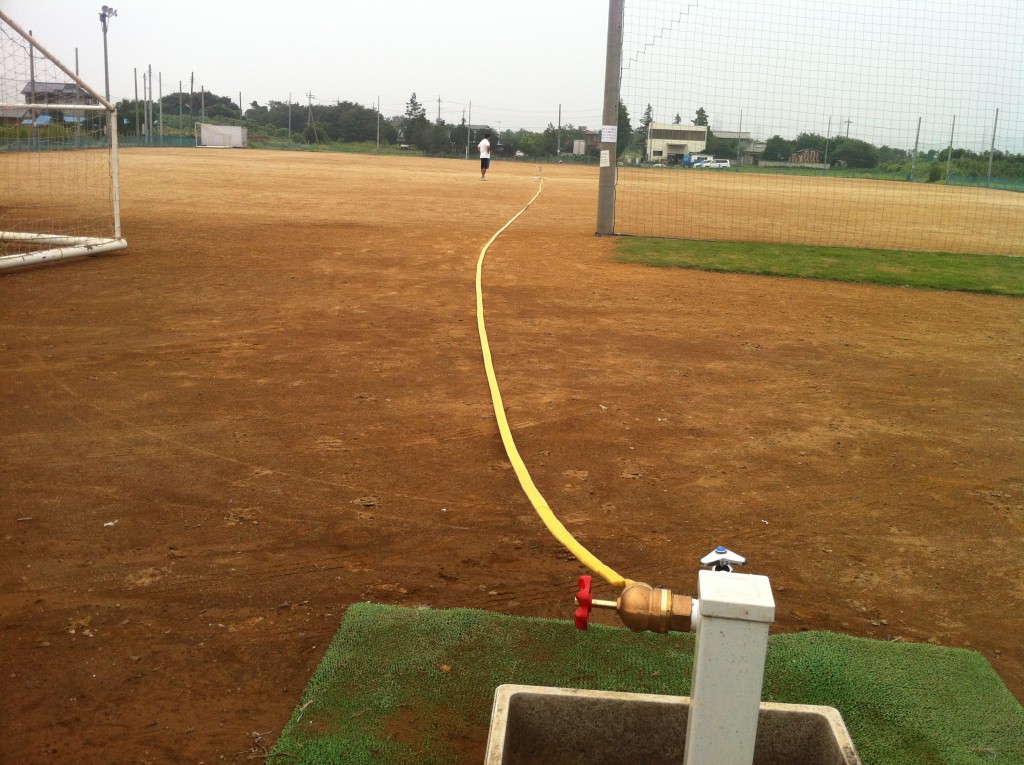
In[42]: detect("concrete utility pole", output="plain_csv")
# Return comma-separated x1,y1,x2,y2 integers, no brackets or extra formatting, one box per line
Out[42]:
596,0,624,235
946,115,955,183
147,63,153,141
306,91,317,144
987,108,999,184
909,116,922,181
133,67,139,137
557,103,562,156
823,115,832,169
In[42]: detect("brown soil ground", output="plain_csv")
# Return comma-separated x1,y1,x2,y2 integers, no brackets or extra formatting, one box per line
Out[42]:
615,164,1024,255
1,150,1022,764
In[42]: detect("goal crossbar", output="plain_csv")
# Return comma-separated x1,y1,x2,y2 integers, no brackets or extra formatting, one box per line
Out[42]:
0,10,112,109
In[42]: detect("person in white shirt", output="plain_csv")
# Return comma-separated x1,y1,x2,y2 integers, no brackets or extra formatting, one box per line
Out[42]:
478,132,492,180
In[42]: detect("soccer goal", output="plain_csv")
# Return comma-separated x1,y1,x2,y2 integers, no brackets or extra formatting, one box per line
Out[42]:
196,123,247,148
0,10,126,271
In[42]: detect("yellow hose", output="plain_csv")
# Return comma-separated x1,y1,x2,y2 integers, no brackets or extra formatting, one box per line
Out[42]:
475,178,634,589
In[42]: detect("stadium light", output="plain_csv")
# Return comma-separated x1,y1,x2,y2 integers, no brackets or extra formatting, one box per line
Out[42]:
99,5,117,102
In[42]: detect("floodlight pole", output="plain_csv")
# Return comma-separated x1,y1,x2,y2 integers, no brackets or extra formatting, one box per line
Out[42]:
99,6,116,103
596,0,624,235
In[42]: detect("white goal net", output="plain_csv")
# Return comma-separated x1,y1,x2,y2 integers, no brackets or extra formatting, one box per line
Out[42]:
0,11,126,271
196,123,247,148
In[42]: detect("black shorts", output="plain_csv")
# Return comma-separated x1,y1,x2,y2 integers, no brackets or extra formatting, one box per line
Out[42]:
480,157,490,170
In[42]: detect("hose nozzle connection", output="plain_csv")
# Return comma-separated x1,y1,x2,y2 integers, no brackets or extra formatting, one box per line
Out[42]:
575,575,694,633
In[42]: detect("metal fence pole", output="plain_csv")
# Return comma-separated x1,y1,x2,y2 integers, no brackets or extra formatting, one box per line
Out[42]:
596,0,624,236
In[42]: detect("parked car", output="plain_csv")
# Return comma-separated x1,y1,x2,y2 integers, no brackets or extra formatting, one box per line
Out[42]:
695,158,731,168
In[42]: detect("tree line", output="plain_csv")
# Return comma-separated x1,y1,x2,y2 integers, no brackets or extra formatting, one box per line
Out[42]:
112,89,595,158
107,89,1023,177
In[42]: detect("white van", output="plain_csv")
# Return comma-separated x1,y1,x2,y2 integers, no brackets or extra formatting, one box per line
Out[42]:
696,158,731,169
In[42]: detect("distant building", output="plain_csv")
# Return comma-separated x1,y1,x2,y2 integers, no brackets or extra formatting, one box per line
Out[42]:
646,122,708,163
790,148,823,164
21,82,96,107
18,82,98,125
0,106,30,125
715,130,767,164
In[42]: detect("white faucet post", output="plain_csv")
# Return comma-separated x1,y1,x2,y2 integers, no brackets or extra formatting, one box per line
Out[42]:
684,569,776,765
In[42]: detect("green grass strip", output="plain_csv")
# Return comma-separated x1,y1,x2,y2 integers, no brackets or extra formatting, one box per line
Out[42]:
613,238,1024,296
272,604,1024,765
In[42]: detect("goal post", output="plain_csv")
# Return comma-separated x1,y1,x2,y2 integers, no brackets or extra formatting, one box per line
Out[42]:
0,10,127,271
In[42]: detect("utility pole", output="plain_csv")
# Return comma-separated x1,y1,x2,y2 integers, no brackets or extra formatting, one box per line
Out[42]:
907,116,922,181
437,95,441,123
945,115,956,183
844,118,852,138
74,48,81,144
147,63,153,142
133,67,139,137
141,70,146,140
823,115,832,170
737,110,744,166
987,108,999,185
306,91,318,144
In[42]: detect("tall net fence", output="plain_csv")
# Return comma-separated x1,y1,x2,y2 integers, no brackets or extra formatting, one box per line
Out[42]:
1,12,122,264
614,0,1024,256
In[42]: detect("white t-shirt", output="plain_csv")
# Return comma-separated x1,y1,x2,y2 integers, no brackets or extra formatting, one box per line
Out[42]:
478,138,491,159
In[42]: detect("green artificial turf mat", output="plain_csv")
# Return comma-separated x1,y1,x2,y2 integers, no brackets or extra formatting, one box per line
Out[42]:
271,603,1024,765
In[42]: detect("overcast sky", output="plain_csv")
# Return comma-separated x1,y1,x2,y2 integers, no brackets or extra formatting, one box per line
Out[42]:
4,1,1022,151
618,0,1023,152
3,0,611,132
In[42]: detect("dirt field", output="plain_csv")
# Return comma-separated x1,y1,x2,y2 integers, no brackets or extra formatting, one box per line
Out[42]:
616,164,1024,255
1,150,1022,764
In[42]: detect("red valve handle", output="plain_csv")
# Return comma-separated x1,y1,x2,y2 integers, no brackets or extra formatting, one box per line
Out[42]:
574,574,593,629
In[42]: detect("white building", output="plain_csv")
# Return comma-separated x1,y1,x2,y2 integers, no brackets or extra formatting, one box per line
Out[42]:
714,130,766,164
646,122,708,163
